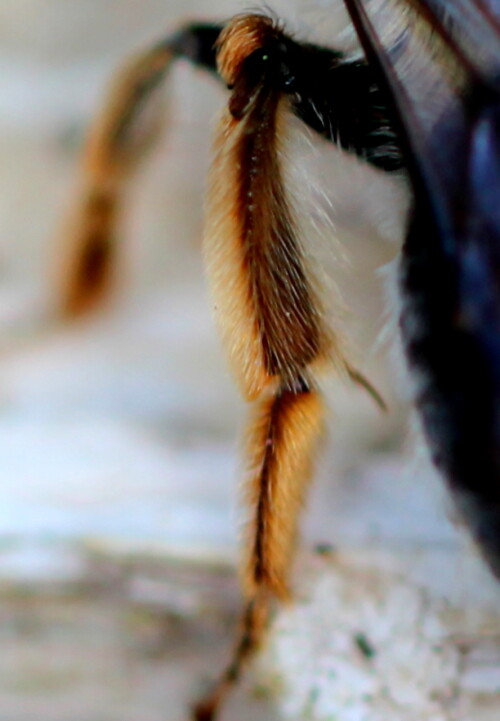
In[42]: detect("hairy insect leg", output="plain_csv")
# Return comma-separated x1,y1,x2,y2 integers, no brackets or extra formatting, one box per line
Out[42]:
193,382,325,720
55,44,172,317
55,10,403,322
54,24,221,319
244,384,325,600
193,13,390,718
192,594,269,721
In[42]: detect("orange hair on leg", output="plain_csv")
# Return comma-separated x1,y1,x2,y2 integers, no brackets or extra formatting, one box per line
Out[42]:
55,44,172,318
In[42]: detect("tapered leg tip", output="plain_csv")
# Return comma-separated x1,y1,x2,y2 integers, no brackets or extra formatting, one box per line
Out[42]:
191,699,216,721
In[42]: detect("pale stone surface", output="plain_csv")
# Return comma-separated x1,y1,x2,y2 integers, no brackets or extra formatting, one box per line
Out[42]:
260,551,500,721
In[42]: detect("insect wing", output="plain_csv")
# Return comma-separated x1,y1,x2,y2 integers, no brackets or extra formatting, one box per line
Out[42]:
416,0,500,85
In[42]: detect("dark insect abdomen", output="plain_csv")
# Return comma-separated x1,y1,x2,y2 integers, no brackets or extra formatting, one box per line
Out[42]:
400,99,500,576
